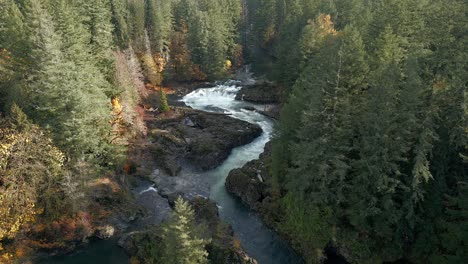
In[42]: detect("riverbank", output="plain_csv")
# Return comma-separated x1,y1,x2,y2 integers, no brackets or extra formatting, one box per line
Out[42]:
225,144,349,264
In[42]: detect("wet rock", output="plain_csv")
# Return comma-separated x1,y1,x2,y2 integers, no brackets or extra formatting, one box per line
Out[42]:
258,104,281,120
164,192,185,208
149,108,262,173
134,182,172,227
94,225,115,239
191,197,223,235
182,117,197,127
225,142,273,210
208,243,258,264
242,106,256,111
235,82,281,104
184,111,262,170
225,160,267,210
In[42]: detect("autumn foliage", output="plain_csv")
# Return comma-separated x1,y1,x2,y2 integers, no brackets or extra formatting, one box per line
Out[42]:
0,105,70,260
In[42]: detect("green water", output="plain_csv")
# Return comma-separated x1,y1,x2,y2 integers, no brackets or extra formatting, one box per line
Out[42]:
38,239,128,264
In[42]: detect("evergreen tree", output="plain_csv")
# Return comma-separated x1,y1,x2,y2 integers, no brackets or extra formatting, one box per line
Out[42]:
128,0,146,52
0,0,28,110
20,0,113,163
110,0,130,47
159,87,170,112
160,197,210,264
88,0,116,79
147,0,173,53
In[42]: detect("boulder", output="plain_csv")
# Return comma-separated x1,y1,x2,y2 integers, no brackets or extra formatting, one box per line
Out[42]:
258,104,281,120
225,161,267,210
182,117,197,127
242,106,257,111
225,142,273,210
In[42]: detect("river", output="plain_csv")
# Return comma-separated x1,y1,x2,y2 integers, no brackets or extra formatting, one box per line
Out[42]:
42,82,303,264
182,82,303,264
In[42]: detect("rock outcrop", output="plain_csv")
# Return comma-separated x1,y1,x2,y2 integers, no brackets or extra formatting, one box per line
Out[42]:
235,82,281,104
225,142,272,210
148,108,262,174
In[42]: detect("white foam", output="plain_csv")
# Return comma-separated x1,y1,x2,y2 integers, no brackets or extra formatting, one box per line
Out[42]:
139,186,158,195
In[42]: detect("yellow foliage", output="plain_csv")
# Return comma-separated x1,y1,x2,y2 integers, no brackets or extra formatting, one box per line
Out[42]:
111,96,123,114
141,54,163,86
88,177,120,193
225,60,232,69
1,252,14,264
154,53,167,73
130,257,141,264
0,115,66,250
433,80,447,91
0,126,39,246
316,14,337,36
232,238,242,250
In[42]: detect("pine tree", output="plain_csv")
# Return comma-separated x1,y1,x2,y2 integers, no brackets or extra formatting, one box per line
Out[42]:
0,0,28,111
160,197,210,264
147,0,173,53
110,0,130,47
128,0,146,52
88,0,115,79
20,0,113,163
439,181,468,263
159,87,170,113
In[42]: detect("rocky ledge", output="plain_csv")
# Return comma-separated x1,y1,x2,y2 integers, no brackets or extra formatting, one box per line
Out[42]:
224,142,288,242
147,107,262,175
235,82,281,104
225,142,273,211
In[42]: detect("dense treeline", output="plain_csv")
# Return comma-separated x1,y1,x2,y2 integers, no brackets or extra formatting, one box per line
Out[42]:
246,0,467,263
1,0,466,263
0,0,241,260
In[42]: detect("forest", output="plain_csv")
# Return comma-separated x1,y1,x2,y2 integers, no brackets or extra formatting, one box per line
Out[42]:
247,1,466,263
0,0,466,263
